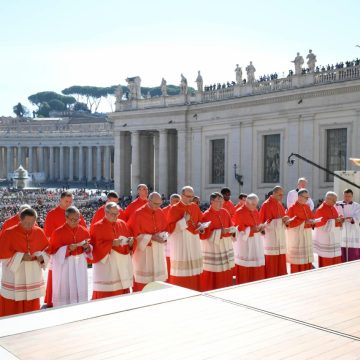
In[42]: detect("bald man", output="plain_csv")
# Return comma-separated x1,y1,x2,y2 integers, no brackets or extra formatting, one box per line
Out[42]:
128,192,168,292
167,186,204,291
314,191,344,267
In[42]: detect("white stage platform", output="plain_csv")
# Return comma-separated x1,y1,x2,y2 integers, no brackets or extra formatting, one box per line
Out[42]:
0,262,359,359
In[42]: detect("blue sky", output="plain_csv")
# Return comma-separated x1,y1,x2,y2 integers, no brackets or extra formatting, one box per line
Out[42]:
1,0,359,115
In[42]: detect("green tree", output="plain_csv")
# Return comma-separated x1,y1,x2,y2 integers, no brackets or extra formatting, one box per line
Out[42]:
28,91,76,115
48,99,66,111
73,102,90,112
62,86,117,113
13,102,29,117
37,102,51,117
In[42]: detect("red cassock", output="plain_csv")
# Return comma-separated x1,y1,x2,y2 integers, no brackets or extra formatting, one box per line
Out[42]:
0,224,48,316
128,204,168,292
259,196,287,278
232,206,266,284
222,200,236,217
162,205,172,276
167,202,203,291
286,202,314,273
199,207,234,291
50,223,90,255
90,204,124,231
0,214,20,238
90,218,132,299
43,206,86,307
314,202,342,267
123,198,148,222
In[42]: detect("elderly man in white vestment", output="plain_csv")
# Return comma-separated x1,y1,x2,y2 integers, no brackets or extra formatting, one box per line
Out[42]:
50,206,92,307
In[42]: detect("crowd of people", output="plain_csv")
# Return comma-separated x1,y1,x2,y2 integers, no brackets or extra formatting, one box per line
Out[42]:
0,177,359,317
0,188,105,229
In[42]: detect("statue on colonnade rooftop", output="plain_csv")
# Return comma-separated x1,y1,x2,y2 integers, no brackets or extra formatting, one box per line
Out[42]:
195,71,203,92
125,76,142,100
292,52,304,75
306,49,317,73
246,61,256,84
235,64,242,84
160,78,168,96
180,73,188,95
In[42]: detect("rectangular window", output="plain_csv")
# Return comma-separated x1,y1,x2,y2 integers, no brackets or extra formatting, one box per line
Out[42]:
326,128,347,182
263,134,280,183
211,139,225,184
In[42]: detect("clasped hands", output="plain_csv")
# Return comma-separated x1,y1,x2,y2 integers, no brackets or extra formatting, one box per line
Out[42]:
112,237,134,247
22,253,44,265
336,216,345,224
151,233,167,243
252,224,266,233
68,240,91,253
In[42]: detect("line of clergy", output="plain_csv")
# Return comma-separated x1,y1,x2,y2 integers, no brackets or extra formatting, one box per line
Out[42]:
0,177,359,317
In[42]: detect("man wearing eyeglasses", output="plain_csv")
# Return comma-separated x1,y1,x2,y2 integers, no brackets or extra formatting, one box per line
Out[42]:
287,177,315,211
313,191,344,267
167,186,204,291
90,191,124,232
50,206,92,307
259,186,289,278
286,189,315,273
90,202,133,299
128,192,169,292
199,192,235,291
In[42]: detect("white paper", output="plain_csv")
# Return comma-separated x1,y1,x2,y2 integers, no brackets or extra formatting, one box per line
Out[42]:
76,240,88,247
226,226,237,234
118,236,130,245
313,217,323,224
200,221,211,229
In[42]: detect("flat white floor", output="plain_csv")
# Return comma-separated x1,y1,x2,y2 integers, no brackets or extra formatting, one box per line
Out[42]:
0,261,360,359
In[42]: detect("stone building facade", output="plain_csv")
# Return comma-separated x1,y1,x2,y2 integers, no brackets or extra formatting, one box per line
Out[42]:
0,115,114,184
110,60,360,202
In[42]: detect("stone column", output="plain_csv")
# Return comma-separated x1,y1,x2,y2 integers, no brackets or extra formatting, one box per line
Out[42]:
191,128,202,198
96,146,101,181
49,147,54,180
59,146,64,181
87,146,93,181
158,129,168,196
228,123,241,199
78,146,83,181
105,146,111,181
39,147,44,173
69,146,74,181
114,133,121,193
7,147,12,176
28,146,33,173
131,131,140,190
177,129,186,191
17,146,22,167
